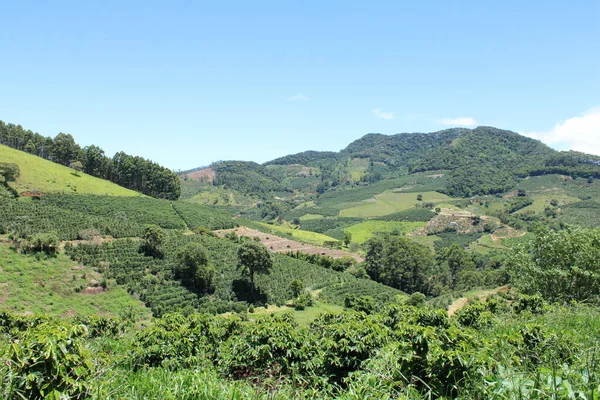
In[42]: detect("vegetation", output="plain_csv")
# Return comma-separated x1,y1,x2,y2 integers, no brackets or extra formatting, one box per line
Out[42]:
0,144,141,197
5,124,600,398
0,121,180,199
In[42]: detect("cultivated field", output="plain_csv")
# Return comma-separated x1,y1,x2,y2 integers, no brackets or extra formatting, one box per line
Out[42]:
214,226,363,262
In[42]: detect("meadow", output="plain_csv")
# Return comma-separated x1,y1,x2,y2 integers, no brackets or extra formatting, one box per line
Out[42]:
343,220,426,244
0,144,140,196
340,191,451,218
0,243,149,318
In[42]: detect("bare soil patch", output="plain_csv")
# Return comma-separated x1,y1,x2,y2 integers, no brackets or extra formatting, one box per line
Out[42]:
214,227,364,262
448,285,509,316
184,167,215,182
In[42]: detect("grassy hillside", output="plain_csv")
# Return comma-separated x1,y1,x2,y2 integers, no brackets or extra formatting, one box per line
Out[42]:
0,144,140,196
0,243,149,318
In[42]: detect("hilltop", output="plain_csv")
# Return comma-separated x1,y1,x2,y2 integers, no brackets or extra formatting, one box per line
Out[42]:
0,144,141,196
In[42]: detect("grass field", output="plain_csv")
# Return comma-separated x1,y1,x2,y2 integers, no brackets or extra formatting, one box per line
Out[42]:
340,191,452,218
251,302,345,326
406,235,441,251
469,234,508,253
255,222,339,246
299,213,324,221
0,145,140,196
0,243,149,318
344,220,426,244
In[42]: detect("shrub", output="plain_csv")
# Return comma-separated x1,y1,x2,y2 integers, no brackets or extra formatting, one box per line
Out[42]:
4,323,93,399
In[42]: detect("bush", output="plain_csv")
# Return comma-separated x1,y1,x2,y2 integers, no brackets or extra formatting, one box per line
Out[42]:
4,323,93,399
294,293,313,310
21,232,59,254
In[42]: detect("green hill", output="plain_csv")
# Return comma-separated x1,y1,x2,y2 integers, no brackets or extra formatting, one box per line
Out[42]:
0,144,141,196
0,242,149,318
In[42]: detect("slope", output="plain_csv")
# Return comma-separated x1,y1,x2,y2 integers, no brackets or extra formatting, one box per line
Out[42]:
0,144,141,196
0,242,149,318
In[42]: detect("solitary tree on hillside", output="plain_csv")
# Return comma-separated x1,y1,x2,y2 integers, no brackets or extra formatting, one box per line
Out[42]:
174,242,216,293
343,232,352,247
140,225,165,258
70,161,83,176
237,241,273,299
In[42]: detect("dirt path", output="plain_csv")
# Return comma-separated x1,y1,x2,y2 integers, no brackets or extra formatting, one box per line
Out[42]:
447,285,509,316
214,226,364,262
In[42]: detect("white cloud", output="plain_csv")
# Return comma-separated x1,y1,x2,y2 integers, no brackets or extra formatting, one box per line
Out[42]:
286,94,309,101
441,117,477,126
522,106,600,156
372,108,394,120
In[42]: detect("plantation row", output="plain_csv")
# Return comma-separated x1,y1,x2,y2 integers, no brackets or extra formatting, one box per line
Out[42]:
0,199,144,240
0,195,241,241
67,233,402,316
1,294,599,399
40,194,187,229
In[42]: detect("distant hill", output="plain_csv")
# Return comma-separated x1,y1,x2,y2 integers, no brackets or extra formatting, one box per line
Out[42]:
186,126,595,200
0,144,141,196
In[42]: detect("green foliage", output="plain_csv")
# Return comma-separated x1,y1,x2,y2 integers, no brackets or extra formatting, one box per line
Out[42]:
19,232,60,254
289,279,304,298
376,207,436,222
141,225,166,258
0,198,144,240
41,194,186,229
174,242,216,293
294,293,314,310
172,201,237,230
508,227,600,302
364,234,437,294
434,232,483,251
3,322,93,399
213,161,288,197
0,120,180,199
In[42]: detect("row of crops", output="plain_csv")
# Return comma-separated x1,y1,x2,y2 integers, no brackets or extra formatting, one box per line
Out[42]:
0,199,145,240
0,194,241,241
67,233,403,315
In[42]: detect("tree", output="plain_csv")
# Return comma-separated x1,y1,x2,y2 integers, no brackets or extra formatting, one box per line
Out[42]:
70,161,83,176
140,225,165,258
436,243,475,289
364,234,437,294
174,242,216,293
237,241,273,299
343,232,352,247
83,145,106,176
51,133,79,166
508,227,600,302
289,279,304,298
417,194,423,201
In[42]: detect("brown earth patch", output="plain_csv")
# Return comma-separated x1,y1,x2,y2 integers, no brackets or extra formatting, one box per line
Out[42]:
82,286,105,295
184,167,215,182
214,226,364,262
448,285,509,316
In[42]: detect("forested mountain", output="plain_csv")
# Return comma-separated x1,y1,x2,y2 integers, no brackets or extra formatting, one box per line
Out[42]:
0,120,180,199
186,126,596,201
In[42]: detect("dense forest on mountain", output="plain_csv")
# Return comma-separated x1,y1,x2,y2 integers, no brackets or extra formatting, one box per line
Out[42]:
0,120,180,199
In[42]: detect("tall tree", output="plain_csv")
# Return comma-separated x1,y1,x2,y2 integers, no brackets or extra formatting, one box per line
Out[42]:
364,234,437,294
51,133,80,166
237,241,273,299
174,242,216,293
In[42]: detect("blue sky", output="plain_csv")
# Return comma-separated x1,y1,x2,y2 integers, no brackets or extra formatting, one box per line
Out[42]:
1,1,599,170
